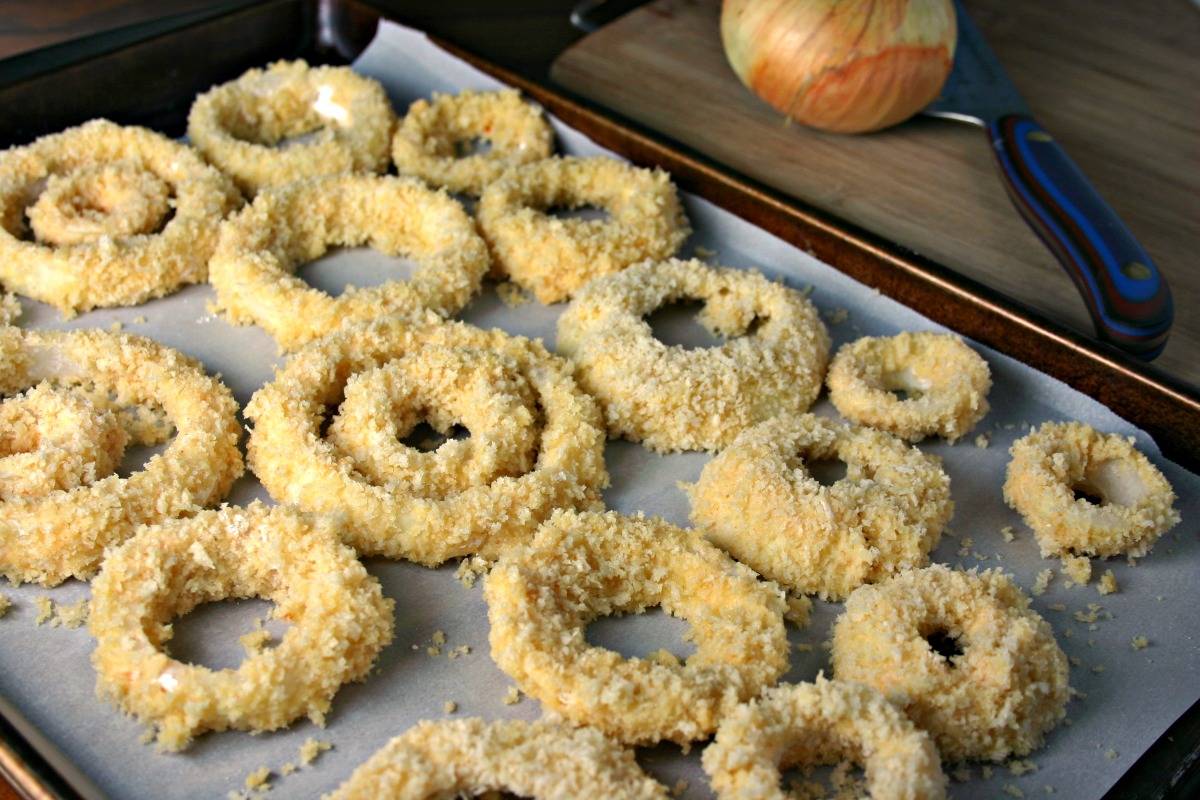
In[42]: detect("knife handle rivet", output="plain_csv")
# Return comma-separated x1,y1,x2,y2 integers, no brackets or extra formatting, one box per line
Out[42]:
1121,261,1152,281
1026,130,1053,142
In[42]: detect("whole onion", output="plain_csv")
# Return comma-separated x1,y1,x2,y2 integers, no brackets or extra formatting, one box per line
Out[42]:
721,0,957,133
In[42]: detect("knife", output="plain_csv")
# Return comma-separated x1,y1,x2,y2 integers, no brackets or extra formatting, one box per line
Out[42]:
925,0,1172,359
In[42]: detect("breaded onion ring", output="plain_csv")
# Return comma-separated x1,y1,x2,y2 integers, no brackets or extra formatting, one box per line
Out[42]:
330,718,667,800
484,509,789,746
0,328,243,585
0,119,238,315
89,502,394,751
832,564,1069,762
477,156,690,303
689,414,952,600
392,89,554,195
557,259,830,452
826,332,991,442
246,317,608,564
208,174,489,351
701,676,947,800
187,60,394,195
1003,421,1180,558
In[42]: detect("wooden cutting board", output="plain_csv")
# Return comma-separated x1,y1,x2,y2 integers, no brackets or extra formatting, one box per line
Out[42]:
551,0,1200,386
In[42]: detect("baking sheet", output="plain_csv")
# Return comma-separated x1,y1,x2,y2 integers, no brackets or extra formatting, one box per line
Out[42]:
0,20,1197,800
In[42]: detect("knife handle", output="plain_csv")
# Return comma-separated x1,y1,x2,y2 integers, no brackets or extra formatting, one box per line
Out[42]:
987,114,1172,359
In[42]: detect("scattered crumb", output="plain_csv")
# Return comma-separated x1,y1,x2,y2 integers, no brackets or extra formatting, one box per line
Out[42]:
0,593,10,618
1131,636,1150,650
1104,749,1118,760
239,628,272,655
671,779,689,797
1000,525,1015,541
503,685,522,705
132,315,147,324
1061,555,1092,586
448,644,471,660
298,738,332,766
244,766,270,792
784,593,812,627
443,700,457,714
34,596,54,625
495,281,531,308
1074,604,1103,624
693,245,717,260
279,763,296,777
1003,785,1025,798
647,648,681,668
794,642,814,653
975,433,991,449
1009,759,1038,776
956,536,974,558
1069,656,1082,667
455,556,490,588
1048,603,1066,612
431,630,446,646
952,766,972,782
1044,786,1056,794
139,728,156,745
1097,570,1118,595
1091,664,1106,674
824,307,849,325
426,646,442,657
982,766,994,779
1032,569,1054,596
108,321,123,332
51,598,89,629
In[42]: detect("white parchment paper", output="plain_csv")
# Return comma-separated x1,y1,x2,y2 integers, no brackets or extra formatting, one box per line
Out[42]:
0,21,1197,800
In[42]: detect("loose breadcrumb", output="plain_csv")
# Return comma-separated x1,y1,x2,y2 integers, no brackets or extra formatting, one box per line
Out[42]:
1097,570,1118,595
1032,569,1054,596
982,765,994,779
443,700,457,714
671,778,689,796
51,598,89,629
455,556,491,588
693,245,717,260
299,738,332,766
1061,555,1092,586
0,593,10,618
34,596,54,625
431,630,447,646
957,536,974,558
495,280,532,308
132,315,147,324
244,766,270,791
1073,604,1103,624
426,646,442,657
785,593,813,628
239,628,272,654
279,763,296,777
448,644,471,660
1001,525,1016,542
976,433,991,449
1048,603,1066,612
824,307,850,325
1003,785,1025,798
952,766,972,782
503,685,522,705
1104,748,1118,760
1131,636,1150,650
1009,759,1038,775
794,642,814,652
108,321,123,332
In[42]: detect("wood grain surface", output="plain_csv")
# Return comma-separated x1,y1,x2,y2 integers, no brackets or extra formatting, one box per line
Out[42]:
552,0,1200,385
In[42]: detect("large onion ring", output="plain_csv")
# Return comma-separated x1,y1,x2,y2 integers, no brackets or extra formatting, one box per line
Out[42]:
330,718,668,799
484,509,789,746
557,258,830,452
0,328,243,585
89,502,394,751
245,317,608,564
208,174,489,351
701,675,947,800
392,89,554,195
0,119,239,315
1003,421,1180,558
187,60,394,195
826,331,991,442
689,414,952,600
477,156,690,303
832,564,1069,762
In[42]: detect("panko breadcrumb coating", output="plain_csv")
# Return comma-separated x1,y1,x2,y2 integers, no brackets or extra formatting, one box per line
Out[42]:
701,676,947,800
89,503,394,751
187,60,394,195
477,156,689,303
246,317,608,564
329,718,668,799
689,414,952,600
0,120,239,315
826,332,991,442
0,328,243,585
832,565,1069,762
208,174,488,351
557,259,830,452
1003,422,1179,558
392,89,554,195
485,510,789,745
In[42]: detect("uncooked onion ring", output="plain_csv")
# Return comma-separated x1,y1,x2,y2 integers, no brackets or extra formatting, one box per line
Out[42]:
701,675,947,800
329,718,668,799
557,258,830,452
89,502,394,751
208,174,489,351
187,60,394,196
484,509,789,746
477,156,690,303
392,89,554,195
826,331,991,442
689,414,952,600
832,564,1069,762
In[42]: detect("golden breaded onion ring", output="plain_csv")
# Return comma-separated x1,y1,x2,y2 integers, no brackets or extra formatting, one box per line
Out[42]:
477,156,689,303
832,564,1069,762
245,317,608,564
557,259,830,452
484,509,789,746
187,60,394,195
392,89,554,195
208,174,489,351
689,414,952,600
0,327,243,585
701,675,947,800
330,718,668,800
89,502,394,751
826,331,991,442
1003,421,1179,558
0,120,238,315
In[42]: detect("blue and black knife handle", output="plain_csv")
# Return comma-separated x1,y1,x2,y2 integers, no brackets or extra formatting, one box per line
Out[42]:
987,114,1172,359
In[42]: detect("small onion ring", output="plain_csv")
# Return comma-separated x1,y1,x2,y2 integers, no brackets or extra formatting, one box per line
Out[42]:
477,155,690,303
832,564,1069,762
208,174,489,351
826,331,991,442
484,509,789,746
392,89,554,195
689,414,953,600
701,675,947,800
245,317,608,564
557,258,830,452
329,718,668,800
89,502,395,751
1003,421,1180,558
187,60,394,196
26,162,172,246
0,327,243,586
0,119,239,315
